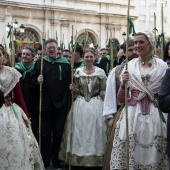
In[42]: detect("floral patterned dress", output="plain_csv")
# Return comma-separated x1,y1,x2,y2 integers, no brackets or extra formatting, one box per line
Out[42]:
0,66,44,170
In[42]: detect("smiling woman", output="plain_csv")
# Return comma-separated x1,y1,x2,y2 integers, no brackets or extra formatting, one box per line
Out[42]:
110,30,168,170
59,48,107,170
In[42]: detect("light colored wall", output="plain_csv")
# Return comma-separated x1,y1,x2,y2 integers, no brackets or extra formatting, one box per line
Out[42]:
135,0,170,38
0,0,137,50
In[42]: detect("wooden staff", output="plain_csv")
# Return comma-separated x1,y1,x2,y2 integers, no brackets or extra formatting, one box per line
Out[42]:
154,13,157,54
47,30,49,39
110,30,114,70
125,0,131,169
1,37,6,54
38,26,45,150
106,30,108,43
161,4,164,60
69,25,76,170
62,34,64,44
11,23,15,68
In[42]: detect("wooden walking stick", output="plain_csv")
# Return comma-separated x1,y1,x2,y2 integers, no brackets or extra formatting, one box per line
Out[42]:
110,30,114,70
38,26,45,149
154,13,157,54
125,0,131,169
69,25,76,170
161,3,164,60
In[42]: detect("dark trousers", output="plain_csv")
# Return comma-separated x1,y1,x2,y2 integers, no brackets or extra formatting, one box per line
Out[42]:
41,102,68,167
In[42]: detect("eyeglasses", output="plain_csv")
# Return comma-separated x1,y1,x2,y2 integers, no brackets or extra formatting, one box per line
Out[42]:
46,46,57,50
63,55,71,58
22,53,32,56
84,56,94,59
100,53,106,55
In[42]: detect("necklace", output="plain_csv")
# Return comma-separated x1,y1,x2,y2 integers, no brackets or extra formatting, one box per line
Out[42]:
84,66,95,75
139,56,153,66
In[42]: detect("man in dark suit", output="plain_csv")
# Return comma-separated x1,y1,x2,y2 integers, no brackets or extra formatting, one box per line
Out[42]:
31,38,71,170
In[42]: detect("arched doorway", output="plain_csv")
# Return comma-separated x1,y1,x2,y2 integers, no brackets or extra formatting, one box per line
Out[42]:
15,28,41,50
77,31,97,50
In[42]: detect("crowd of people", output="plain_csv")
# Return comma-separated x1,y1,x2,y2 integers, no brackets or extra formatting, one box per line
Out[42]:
0,30,170,170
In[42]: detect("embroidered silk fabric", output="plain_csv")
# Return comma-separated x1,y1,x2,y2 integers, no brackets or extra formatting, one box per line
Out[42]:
110,57,168,170
0,66,44,170
59,66,107,166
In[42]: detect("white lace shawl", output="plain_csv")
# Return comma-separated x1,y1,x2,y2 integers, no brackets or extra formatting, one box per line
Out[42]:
0,66,22,97
121,57,167,101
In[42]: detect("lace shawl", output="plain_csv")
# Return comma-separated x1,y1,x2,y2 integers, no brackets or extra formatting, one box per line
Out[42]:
0,66,22,97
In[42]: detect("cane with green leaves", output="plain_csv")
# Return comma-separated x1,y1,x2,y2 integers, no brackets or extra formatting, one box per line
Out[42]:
38,26,45,150
125,0,131,169
69,25,76,170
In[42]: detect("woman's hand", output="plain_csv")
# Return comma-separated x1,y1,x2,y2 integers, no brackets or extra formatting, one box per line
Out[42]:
69,83,79,93
122,70,129,86
107,118,114,128
38,74,43,84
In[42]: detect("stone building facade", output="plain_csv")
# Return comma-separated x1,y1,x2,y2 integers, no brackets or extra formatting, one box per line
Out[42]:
0,0,137,51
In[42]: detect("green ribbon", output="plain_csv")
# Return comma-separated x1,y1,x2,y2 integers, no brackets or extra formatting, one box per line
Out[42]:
128,17,136,35
153,27,158,32
82,39,88,48
10,101,18,119
7,27,12,38
156,34,162,48
69,37,74,51
154,99,166,123
44,56,69,80
44,56,69,64
95,44,98,49
15,61,34,79
107,39,114,49
60,43,65,51
107,39,110,48
96,58,101,65
74,61,85,70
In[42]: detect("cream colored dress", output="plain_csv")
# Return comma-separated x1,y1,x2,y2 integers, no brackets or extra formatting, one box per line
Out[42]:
0,66,44,170
59,66,107,167
110,57,168,170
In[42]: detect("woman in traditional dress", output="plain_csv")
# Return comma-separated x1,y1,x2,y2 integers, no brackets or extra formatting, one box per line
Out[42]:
0,47,44,170
59,49,107,170
110,30,168,169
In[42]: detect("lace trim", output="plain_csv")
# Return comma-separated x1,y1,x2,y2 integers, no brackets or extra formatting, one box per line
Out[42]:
0,66,21,96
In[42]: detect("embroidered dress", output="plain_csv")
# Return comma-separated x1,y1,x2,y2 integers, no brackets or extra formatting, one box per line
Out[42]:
0,66,44,170
59,66,107,167
110,57,168,170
